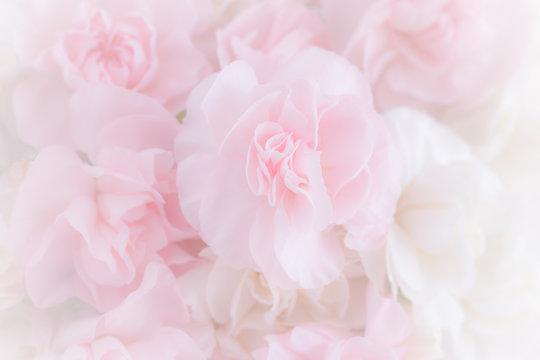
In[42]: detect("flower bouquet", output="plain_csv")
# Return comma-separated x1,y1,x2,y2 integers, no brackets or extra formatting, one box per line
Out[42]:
1,0,539,359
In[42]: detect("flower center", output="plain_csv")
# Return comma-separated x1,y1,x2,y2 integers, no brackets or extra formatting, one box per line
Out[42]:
60,9,156,89
246,122,309,206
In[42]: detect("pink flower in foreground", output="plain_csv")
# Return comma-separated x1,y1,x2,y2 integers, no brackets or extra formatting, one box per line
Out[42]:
52,263,207,360
14,0,212,148
322,0,526,113
175,48,400,288
217,0,329,79
252,283,410,359
10,145,197,312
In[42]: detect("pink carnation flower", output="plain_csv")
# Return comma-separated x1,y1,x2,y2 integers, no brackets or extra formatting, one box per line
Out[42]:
217,0,329,80
175,48,400,288
10,144,197,312
322,0,527,113
14,0,212,148
51,263,207,359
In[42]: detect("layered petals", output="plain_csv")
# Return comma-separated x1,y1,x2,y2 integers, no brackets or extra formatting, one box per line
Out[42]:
175,48,400,288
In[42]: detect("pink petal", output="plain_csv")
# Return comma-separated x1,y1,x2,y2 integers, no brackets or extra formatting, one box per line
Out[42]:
69,85,179,161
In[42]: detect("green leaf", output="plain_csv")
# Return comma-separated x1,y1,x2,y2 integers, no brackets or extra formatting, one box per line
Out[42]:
176,110,187,124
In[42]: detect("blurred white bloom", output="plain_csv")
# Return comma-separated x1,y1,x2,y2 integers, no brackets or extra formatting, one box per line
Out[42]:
372,109,502,334
179,248,444,360
372,107,540,359
452,51,540,359
442,87,519,159
441,207,540,360
446,0,540,161
177,250,368,359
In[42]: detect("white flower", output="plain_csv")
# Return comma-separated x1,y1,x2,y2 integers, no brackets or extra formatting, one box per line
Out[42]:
445,87,540,360
441,87,519,159
371,108,540,359
441,207,540,360
177,250,368,359
379,108,502,331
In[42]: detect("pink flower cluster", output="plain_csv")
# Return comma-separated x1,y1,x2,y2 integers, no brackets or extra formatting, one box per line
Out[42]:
2,0,532,358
